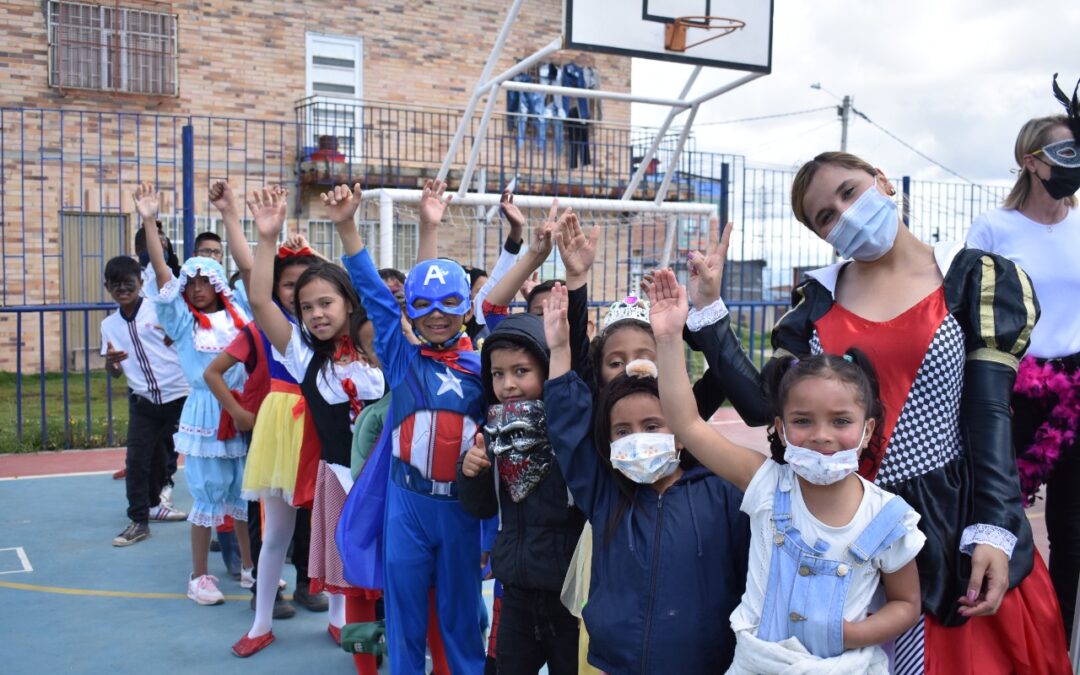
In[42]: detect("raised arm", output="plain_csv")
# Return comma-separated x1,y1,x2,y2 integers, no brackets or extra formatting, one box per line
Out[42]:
246,187,293,355
415,179,453,263
485,200,558,307
543,282,572,379
325,183,366,256
209,180,254,289
556,210,601,379
132,183,173,290
649,269,764,492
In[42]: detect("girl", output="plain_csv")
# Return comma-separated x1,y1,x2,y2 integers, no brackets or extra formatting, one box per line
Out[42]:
649,269,924,672
132,183,253,606
967,76,1080,637
542,282,750,674
702,151,1071,673
233,188,384,668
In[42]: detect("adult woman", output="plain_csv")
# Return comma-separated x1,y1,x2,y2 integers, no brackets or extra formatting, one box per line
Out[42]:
966,75,1080,639
701,151,1069,673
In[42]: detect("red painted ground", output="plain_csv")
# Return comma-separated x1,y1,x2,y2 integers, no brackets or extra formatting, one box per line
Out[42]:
0,409,1049,560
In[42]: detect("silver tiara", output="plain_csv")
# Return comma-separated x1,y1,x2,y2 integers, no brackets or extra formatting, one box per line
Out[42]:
602,295,650,331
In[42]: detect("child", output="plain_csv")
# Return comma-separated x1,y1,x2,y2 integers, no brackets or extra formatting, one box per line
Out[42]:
458,312,586,675
542,282,750,674
235,187,384,666
133,183,255,606
328,181,489,673
647,269,925,672
101,255,190,547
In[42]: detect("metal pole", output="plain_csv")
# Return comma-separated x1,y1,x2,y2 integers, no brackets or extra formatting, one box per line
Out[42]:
654,104,699,205
501,81,693,108
181,123,195,259
437,0,529,183
840,95,851,152
719,161,730,224
901,175,911,227
379,190,394,268
479,37,562,94
457,84,500,199
621,66,702,201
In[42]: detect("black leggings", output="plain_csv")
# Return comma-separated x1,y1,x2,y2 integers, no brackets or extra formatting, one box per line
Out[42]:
495,586,579,675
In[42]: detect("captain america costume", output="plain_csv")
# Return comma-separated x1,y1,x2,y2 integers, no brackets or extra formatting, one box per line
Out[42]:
340,248,487,674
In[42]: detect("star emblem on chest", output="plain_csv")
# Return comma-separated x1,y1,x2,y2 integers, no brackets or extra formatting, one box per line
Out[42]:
435,367,464,398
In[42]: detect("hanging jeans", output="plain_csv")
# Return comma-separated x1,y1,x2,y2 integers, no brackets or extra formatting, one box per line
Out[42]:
757,476,912,657
567,106,590,169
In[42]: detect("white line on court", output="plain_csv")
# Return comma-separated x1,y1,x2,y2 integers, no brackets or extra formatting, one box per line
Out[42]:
0,547,33,574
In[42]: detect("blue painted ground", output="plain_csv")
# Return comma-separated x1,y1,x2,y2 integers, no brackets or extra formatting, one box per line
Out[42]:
0,470,495,674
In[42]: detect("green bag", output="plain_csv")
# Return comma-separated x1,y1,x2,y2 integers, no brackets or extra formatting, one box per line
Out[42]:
341,620,387,656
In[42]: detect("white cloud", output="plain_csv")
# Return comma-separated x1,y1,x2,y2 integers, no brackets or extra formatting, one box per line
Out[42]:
630,0,1080,184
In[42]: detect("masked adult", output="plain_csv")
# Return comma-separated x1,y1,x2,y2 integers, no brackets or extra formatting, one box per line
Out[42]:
967,74,1080,643
696,150,1070,674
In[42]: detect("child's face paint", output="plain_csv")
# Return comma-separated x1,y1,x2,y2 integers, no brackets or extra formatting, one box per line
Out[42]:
275,264,305,317
106,275,142,310
184,274,217,312
600,324,657,386
489,347,545,403
297,277,350,342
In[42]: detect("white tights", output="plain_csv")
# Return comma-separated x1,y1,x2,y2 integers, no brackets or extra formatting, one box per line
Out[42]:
248,495,296,638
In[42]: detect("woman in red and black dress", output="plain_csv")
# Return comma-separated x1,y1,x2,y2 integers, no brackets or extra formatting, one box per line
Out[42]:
699,151,1070,674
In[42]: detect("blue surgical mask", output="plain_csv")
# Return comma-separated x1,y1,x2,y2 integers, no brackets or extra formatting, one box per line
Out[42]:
825,181,899,262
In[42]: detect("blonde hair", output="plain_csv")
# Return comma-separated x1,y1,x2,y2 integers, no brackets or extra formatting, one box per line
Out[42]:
1005,115,1078,210
790,152,878,228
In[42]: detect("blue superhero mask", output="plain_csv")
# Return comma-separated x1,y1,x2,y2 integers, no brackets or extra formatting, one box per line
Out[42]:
404,259,471,320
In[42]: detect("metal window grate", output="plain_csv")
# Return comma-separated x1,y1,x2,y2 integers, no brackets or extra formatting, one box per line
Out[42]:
48,0,178,96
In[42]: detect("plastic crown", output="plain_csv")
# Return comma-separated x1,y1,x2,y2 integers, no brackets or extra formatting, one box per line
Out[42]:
602,295,650,331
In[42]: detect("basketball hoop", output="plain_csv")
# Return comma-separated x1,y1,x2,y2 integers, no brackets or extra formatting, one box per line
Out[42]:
664,16,746,53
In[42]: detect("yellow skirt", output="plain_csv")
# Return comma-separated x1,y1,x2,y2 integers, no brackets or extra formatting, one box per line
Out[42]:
241,389,306,503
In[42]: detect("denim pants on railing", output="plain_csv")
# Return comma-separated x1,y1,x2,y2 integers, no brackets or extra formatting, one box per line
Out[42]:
756,475,911,657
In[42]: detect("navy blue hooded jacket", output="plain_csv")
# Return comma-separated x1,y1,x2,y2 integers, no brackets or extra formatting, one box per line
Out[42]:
545,371,750,674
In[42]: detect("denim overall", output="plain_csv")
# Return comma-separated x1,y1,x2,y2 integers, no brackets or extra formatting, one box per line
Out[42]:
757,474,913,657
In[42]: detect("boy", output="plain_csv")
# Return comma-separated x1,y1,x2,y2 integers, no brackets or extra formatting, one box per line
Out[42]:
458,313,585,674
193,231,225,262
101,256,189,546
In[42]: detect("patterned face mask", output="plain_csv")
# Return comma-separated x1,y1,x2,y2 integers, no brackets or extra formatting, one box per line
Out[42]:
484,400,552,503
609,432,681,485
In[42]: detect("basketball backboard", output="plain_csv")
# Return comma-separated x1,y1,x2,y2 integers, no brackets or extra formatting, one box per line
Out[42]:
564,0,773,72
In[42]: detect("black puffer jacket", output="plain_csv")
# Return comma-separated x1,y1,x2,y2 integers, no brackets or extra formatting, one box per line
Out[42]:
457,313,586,592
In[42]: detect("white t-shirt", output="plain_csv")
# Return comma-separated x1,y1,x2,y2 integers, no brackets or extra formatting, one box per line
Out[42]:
100,298,189,404
967,207,1080,359
730,460,925,634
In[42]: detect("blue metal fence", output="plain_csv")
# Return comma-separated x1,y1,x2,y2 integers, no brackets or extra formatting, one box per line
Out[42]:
0,103,1011,450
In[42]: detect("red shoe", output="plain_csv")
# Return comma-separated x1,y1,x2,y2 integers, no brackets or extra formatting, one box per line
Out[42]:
232,631,274,657
113,468,126,480
327,624,342,646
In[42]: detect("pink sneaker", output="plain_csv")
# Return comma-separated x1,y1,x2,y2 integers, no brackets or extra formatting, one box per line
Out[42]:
187,574,225,606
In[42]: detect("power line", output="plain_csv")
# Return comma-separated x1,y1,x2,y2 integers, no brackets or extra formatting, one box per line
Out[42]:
691,106,835,127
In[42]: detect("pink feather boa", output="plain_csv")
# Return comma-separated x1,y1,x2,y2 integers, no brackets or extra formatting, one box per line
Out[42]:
1014,356,1080,506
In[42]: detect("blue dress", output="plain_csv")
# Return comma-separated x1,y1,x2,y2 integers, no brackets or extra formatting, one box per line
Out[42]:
153,257,251,527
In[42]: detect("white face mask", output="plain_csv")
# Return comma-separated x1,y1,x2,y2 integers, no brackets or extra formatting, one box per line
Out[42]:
824,180,899,262
782,424,866,486
610,432,681,485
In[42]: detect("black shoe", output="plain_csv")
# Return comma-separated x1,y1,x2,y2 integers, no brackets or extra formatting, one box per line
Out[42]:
292,584,329,612
248,589,296,619
112,521,150,547
210,537,221,552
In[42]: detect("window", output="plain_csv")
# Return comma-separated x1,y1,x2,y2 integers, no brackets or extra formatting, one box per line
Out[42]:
48,1,178,96
304,33,363,159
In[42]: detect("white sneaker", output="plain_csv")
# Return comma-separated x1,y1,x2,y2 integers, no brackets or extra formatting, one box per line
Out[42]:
149,504,187,521
240,566,255,589
159,485,174,509
187,574,225,605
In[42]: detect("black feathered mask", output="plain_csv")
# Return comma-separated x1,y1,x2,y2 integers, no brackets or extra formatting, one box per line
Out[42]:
1052,73,1080,142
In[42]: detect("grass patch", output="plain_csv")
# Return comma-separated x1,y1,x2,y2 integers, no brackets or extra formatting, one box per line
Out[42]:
0,371,129,453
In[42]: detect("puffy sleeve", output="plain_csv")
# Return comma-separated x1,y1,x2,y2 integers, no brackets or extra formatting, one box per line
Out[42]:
948,250,1039,563
152,277,194,343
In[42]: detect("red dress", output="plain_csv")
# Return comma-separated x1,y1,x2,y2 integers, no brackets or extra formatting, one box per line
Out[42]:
816,286,1069,675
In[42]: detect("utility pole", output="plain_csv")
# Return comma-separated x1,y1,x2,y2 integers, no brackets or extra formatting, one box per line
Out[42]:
839,95,852,152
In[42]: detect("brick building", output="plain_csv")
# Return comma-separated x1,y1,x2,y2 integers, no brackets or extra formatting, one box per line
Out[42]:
0,0,652,371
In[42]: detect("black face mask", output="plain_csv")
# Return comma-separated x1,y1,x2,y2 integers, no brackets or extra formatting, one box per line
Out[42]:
1041,165,1080,200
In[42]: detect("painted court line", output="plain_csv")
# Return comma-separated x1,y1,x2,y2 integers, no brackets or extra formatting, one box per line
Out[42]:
0,547,33,575
0,580,251,601
0,469,117,481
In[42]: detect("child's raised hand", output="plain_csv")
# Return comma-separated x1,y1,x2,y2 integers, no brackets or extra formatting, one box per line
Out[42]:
499,190,526,239
461,433,492,478
419,179,453,227
542,282,570,351
321,182,363,226
208,180,238,216
131,182,161,223
555,210,601,279
687,218,732,309
519,271,540,302
647,268,689,340
246,187,287,240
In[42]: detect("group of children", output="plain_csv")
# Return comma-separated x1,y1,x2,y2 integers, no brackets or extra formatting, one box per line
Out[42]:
99,143,1074,674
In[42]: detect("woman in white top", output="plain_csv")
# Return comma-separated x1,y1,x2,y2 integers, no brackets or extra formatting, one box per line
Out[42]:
966,74,1080,638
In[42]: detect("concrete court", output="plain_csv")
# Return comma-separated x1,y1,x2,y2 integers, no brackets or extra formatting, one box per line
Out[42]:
0,409,1051,674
